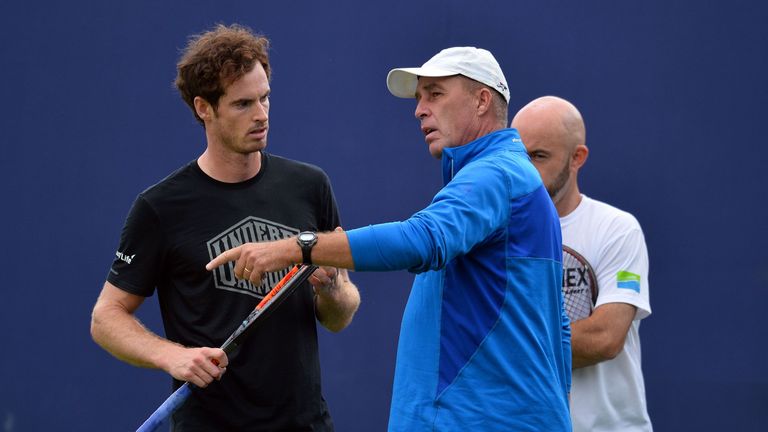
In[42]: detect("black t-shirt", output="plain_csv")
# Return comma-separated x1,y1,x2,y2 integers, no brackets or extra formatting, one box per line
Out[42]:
108,153,339,431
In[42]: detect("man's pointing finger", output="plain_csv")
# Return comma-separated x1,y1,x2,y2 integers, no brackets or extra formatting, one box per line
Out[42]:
206,246,241,271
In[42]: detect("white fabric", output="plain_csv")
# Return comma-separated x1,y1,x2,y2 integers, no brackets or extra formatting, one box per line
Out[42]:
562,195,653,432
386,46,510,102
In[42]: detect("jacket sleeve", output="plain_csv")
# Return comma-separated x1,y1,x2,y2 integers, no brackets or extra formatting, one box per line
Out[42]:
346,159,510,272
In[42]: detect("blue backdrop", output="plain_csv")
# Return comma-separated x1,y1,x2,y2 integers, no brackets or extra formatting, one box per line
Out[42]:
1,1,766,430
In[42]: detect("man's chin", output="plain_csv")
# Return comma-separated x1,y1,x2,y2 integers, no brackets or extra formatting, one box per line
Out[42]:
428,142,443,159
247,139,267,152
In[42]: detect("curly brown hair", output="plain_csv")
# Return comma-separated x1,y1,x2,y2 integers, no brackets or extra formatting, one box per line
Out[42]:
175,24,271,125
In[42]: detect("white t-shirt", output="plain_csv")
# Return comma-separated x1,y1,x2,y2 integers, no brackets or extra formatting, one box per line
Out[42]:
563,195,652,432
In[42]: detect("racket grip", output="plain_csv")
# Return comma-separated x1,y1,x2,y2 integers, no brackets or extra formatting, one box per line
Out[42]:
136,383,192,432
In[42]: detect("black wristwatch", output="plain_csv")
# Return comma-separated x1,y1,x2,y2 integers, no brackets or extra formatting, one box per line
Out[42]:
296,231,318,264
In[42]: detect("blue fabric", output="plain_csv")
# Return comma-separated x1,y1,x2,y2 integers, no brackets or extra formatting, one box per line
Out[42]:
347,129,571,431
618,281,641,292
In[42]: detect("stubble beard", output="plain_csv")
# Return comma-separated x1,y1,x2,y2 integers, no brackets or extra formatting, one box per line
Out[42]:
547,157,571,199
221,130,267,156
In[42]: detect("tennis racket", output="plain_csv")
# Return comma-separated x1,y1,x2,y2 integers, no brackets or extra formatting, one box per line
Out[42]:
135,264,317,432
561,245,598,322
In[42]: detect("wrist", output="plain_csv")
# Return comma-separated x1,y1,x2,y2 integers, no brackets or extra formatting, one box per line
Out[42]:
296,231,318,265
284,237,302,265
154,341,185,372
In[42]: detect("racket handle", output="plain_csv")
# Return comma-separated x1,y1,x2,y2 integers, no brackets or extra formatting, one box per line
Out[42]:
136,383,192,432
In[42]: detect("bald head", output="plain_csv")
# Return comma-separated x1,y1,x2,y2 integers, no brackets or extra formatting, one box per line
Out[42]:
511,96,585,153
511,96,588,216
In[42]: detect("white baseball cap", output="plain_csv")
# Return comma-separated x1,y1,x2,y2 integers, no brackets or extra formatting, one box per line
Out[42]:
386,47,510,103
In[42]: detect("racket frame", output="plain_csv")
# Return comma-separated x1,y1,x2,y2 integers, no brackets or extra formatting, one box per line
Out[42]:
562,245,598,320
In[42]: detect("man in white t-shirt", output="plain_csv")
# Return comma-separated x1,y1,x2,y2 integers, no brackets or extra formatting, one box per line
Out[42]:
511,96,653,432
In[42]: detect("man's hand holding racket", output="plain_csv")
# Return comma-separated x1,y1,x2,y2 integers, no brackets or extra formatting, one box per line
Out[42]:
136,264,317,431
162,345,228,388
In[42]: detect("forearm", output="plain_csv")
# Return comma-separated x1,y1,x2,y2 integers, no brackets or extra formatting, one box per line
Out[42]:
267,232,355,269
570,303,636,369
206,230,356,285
91,303,182,372
571,318,626,369
309,231,355,268
571,320,612,368
315,269,361,332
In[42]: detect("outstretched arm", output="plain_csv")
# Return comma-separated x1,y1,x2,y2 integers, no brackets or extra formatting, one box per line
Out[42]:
206,230,354,285
90,282,228,387
205,227,360,332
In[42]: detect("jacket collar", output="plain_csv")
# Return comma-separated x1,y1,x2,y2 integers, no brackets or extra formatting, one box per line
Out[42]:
441,128,525,184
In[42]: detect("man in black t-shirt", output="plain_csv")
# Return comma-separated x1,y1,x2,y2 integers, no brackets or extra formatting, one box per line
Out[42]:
90,24,360,431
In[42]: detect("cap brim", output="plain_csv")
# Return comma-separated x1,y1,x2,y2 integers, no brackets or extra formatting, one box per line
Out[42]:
386,66,458,99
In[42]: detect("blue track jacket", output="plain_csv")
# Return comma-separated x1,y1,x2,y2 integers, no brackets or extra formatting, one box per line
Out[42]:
347,129,572,431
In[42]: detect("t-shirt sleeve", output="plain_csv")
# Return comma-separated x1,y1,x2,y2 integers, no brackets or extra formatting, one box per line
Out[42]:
317,171,341,232
106,194,166,297
594,223,652,320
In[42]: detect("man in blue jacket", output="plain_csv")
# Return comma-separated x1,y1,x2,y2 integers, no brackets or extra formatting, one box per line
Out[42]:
207,47,572,431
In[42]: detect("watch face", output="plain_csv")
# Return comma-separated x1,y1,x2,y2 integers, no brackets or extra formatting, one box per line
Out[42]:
299,232,315,243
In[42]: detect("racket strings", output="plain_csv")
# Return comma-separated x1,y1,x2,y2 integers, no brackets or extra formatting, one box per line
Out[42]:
562,251,595,321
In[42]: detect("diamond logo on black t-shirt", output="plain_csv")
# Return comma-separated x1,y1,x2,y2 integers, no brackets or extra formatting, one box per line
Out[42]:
207,216,299,298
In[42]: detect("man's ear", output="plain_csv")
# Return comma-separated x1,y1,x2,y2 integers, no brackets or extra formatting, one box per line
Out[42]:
573,145,589,170
194,96,214,122
477,87,493,116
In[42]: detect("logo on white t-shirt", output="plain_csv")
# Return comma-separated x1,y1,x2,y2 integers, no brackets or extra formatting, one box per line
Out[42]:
616,270,641,292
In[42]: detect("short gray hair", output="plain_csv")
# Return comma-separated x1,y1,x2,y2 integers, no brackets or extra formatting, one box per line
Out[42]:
463,78,508,127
